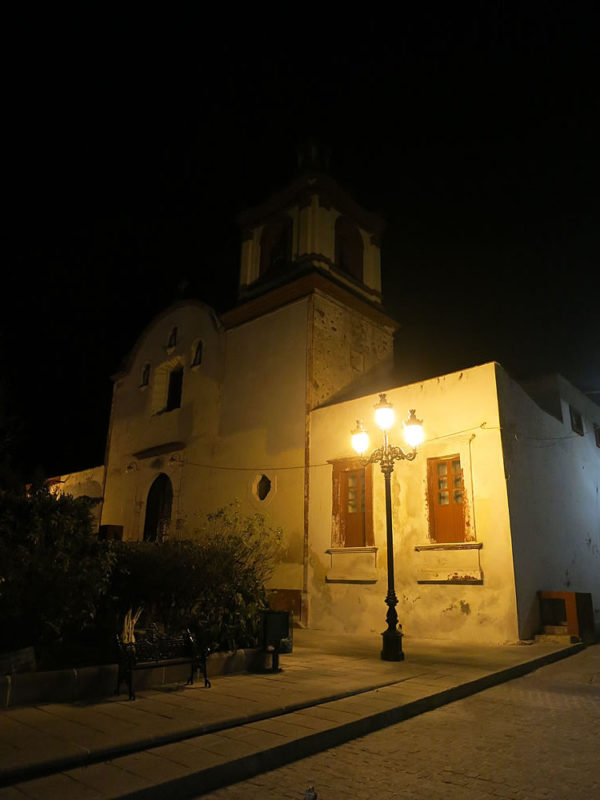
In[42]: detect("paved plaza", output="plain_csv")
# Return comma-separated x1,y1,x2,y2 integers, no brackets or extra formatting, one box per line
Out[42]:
0,630,593,799
204,642,600,800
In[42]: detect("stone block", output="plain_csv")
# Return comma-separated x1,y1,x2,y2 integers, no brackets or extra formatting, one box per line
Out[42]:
75,664,119,700
10,668,77,706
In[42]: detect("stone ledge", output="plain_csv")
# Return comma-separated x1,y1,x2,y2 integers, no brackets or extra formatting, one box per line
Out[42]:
0,648,260,709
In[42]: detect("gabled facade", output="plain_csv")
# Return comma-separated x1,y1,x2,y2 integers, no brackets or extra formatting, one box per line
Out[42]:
92,170,599,643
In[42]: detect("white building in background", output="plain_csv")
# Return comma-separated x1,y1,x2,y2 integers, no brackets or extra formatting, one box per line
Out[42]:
68,170,600,643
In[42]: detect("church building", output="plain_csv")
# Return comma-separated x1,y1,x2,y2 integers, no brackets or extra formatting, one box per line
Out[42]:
61,168,600,645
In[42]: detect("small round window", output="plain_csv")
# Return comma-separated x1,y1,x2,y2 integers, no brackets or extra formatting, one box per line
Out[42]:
257,474,271,501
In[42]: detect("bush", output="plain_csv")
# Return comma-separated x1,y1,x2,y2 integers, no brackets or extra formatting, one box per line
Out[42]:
0,492,282,667
0,485,116,664
108,505,283,652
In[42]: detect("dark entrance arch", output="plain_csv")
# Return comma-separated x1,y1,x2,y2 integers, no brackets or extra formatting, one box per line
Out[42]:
143,473,173,542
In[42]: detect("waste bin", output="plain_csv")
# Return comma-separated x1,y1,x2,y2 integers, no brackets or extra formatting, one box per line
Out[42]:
262,610,293,672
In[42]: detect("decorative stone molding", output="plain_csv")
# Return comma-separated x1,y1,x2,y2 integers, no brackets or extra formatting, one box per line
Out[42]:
414,542,483,584
325,546,378,584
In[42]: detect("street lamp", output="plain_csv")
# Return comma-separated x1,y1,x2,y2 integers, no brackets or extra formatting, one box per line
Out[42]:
351,394,424,661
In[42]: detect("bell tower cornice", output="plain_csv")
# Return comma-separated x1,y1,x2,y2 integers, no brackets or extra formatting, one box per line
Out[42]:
221,271,398,332
237,171,384,242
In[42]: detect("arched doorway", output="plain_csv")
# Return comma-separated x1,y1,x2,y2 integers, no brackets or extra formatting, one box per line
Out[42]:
143,473,173,542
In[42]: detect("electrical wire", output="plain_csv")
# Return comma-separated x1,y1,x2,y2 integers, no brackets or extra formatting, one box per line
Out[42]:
175,422,499,472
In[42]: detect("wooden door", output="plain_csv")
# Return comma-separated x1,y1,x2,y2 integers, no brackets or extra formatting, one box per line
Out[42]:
428,455,465,543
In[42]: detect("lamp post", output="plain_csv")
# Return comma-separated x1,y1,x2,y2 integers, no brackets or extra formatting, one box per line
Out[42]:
351,394,424,661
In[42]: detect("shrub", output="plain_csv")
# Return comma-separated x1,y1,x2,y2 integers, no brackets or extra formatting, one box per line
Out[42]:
0,493,282,666
108,504,283,652
0,485,116,663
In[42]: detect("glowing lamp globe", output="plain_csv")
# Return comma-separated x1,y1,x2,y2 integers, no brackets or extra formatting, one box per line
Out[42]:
374,394,395,431
351,421,369,456
403,409,424,449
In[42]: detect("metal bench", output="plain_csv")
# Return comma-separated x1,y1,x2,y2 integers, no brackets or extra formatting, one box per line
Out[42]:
115,625,210,700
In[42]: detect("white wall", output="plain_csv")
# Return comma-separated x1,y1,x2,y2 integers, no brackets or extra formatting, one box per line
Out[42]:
100,297,311,594
101,301,224,539
497,369,600,638
207,298,311,590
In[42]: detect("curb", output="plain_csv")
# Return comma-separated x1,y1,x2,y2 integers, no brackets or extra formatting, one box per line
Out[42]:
1,642,584,793
0,675,424,788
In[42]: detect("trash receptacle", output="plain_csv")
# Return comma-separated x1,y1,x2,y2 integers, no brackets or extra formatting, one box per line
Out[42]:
262,610,293,672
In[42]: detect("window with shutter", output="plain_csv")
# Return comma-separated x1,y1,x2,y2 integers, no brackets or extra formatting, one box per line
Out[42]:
427,455,466,543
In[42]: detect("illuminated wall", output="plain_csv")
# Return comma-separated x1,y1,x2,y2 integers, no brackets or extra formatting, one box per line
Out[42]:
497,369,600,638
308,363,520,644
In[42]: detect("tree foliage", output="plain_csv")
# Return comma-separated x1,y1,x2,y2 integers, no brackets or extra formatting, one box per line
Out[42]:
0,486,115,657
1,491,283,666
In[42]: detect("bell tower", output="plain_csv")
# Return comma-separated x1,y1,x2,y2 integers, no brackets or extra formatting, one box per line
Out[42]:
236,166,385,310
222,165,397,410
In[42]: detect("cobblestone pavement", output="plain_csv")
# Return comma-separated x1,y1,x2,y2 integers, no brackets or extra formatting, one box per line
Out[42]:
203,644,600,800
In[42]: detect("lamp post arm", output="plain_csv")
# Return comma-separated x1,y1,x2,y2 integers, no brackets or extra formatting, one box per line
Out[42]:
360,445,417,469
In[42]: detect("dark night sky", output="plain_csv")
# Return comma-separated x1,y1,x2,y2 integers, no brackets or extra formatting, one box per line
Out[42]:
3,6,599,479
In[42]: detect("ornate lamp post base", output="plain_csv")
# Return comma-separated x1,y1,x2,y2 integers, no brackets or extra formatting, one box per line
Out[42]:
381,628,404,661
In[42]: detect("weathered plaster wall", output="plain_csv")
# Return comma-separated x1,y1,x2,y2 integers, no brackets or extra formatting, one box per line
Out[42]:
308,363,520,644
101,302,224,540
204,299,311,590
497,367,600,638
101,297,311,594
310,292,394,408
50,465,105,531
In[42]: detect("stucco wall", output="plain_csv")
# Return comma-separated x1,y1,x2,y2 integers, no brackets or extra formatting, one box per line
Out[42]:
101,302,224,540
207,299,311,590
100,297,311,594
497,367,600,638
308,363,520,644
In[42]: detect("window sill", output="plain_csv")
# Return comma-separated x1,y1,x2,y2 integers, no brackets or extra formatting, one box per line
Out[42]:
414,542,482,552
325,547,378,585
416,570,483,585
155,406,181,416
414,542,483,585
326,573,378,584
